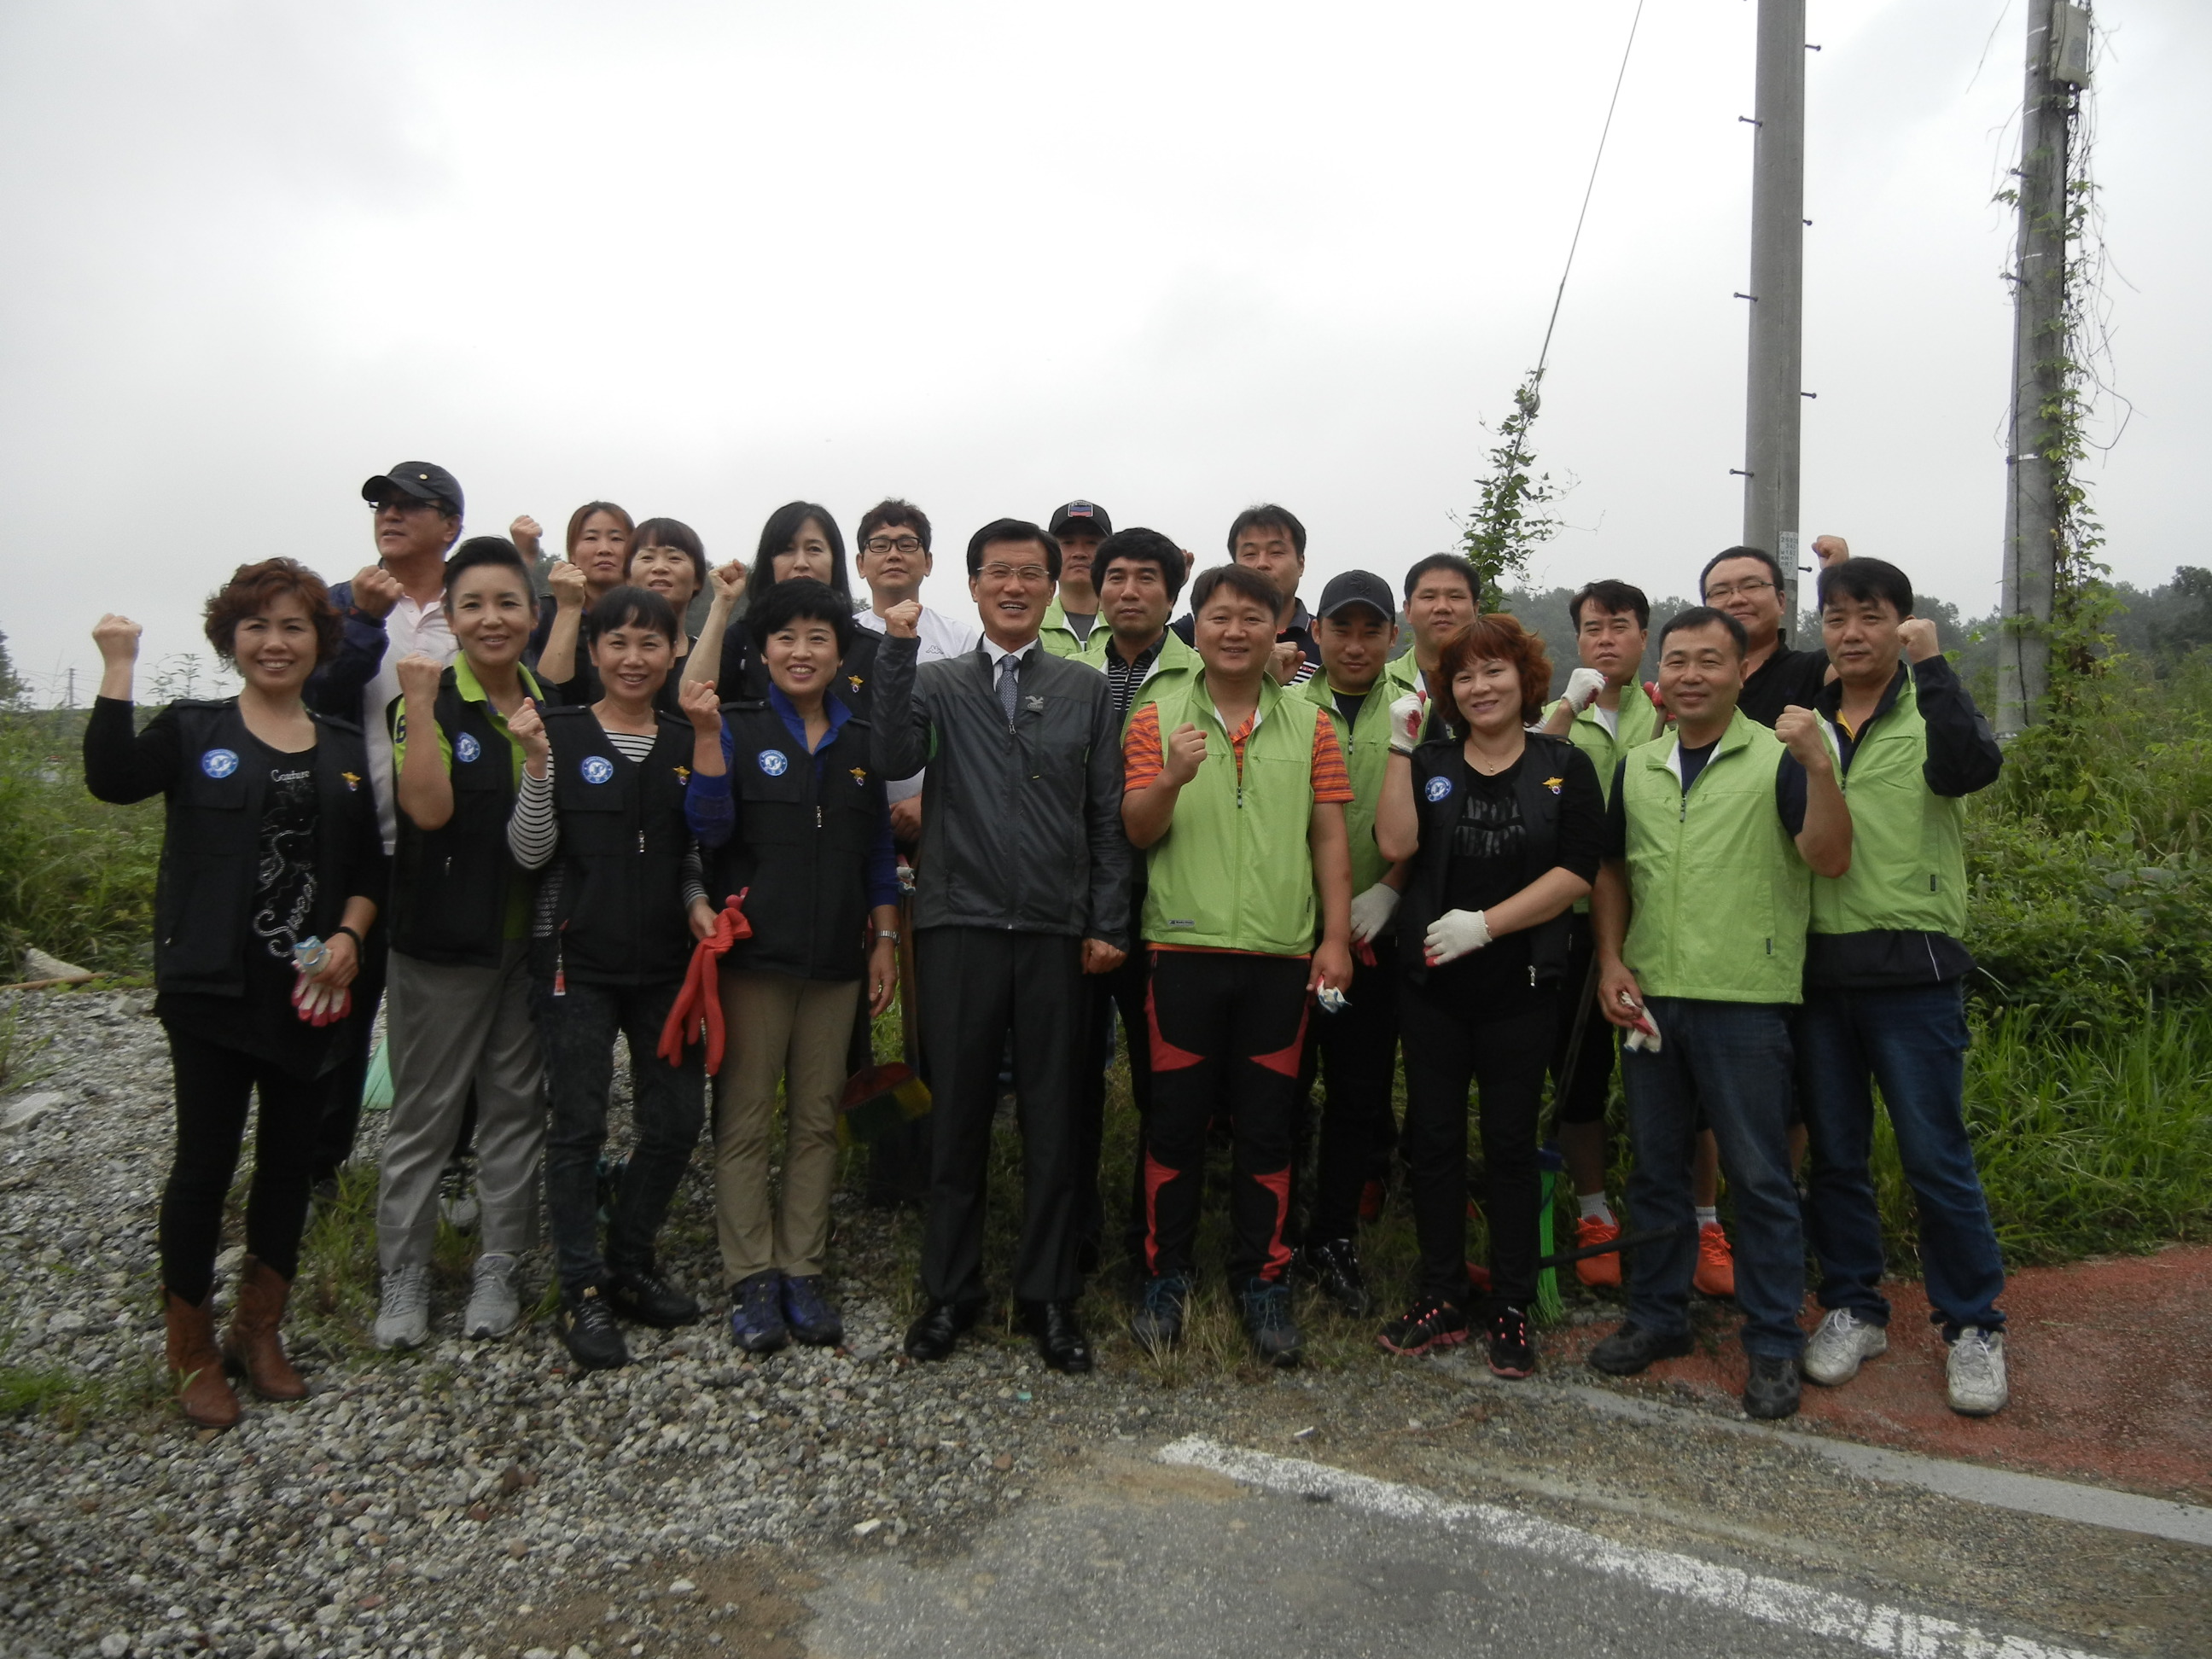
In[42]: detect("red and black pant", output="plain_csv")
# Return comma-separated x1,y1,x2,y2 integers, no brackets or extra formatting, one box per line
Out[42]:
1140,949,1311,1285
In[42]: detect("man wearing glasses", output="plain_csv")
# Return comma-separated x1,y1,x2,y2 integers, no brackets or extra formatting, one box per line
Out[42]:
304,461,467,1187
850,499,979,845
873,519,1131,1375
1699,545,1831,728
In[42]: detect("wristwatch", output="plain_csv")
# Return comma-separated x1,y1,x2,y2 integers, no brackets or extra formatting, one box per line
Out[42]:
876,929,901,943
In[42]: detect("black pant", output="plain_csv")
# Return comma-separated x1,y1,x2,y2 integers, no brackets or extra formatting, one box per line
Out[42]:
1549,914,1615,1126
538,977,705,1299
1141,950,1311,1285
160,1024,323,1302
915,928,1085,1305
1302,950,1400,1242
1399,978,1557,1309
1080,946,1152,1259
309,923,387,1181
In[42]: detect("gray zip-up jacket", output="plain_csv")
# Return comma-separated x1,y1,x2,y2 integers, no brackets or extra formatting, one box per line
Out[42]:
871,633,1131,943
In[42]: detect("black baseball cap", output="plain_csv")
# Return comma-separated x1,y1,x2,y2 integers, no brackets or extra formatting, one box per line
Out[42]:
362,462,464,518
1047,500,1112,540
1316,569,1398,623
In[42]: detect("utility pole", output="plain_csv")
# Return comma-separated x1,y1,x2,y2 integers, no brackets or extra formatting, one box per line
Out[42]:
1997,1,2088,737
1740,0,1807,626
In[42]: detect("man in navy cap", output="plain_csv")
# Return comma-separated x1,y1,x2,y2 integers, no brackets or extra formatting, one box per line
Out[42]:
1039,500,1111,658
305,461,467,1188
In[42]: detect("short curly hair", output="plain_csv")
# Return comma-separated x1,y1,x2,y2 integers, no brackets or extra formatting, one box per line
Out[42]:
203,558,343,667
1434,613,1553,729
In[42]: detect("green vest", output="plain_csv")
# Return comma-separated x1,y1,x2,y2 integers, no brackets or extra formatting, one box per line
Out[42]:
1621,712,1809,1004
1080,625,1203,728
1141,675,1322,954
1301,675,1391,892
1811,672,1967,938
1551,682,1660,805
1039,596,1093,660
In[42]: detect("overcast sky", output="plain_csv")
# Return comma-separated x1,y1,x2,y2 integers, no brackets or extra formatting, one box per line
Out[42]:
3,0,2203,699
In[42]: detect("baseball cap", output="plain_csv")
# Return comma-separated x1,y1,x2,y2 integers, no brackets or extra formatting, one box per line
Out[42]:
1048,500,1113,540
1316,569,1398,622
362,462,464,517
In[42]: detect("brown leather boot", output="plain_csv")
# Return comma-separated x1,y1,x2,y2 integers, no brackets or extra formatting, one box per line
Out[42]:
162,1288,241,1429
220,1254,307,1400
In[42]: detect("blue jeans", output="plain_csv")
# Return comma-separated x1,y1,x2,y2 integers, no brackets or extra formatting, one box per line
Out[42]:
1622,997,1806,1358
538,977,705,1300
1795,981,2005,1336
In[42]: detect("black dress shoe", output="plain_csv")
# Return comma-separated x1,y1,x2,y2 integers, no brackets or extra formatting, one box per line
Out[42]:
903,1299,981,1362
1586,1319,1695,1376
1020,1299,1094,1374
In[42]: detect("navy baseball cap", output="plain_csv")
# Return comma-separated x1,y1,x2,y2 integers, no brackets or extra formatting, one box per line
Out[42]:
362,462,464,517
1316,569,1398,622
1048,500,1112,539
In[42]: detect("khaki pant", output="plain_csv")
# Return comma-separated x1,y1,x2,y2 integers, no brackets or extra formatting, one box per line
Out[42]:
376,941,544,1273
712,970,859,1286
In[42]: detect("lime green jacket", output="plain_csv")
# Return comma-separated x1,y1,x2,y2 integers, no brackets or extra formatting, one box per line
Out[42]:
1811,672,1966,938
1080,626,1202,730
1301,675,1393,893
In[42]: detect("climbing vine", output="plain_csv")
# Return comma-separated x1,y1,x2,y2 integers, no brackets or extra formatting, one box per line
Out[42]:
1459,367,1567,612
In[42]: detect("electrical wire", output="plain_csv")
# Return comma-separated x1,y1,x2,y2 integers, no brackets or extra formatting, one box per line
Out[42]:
1533,0,1649,384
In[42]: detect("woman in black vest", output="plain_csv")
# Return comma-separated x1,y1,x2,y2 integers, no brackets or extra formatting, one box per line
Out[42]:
84,561,386,1429
538,516,710,716
688,580,899,1353
1373,614,1604,1379
372,537,548,1351
506,585,727,1372
687,501,880,711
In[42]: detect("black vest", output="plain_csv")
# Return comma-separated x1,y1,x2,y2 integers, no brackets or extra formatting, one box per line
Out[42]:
706,700,886,983
1397,731,1579,989
154,700,378,996
540,705,697,986
716,617,881,720
387,670,529,969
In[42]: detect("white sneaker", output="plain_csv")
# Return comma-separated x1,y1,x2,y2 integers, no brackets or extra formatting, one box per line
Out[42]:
374,1263,433,1350
464,1254,521,1340
1947,1326,2010,1416
1802,1307,1889,1386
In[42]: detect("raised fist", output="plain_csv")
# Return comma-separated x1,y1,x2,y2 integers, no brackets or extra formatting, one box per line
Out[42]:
1898,617,1939,663
548,559,588,611
1388,691,1425,755
1163,721,1208,785
708,560,748,606
1563,667,1606,712
678,676,724,735
882,600,923,640
351,567,403,620
92,614,143,666
393,652,444,708
508,696,550,765
510,515,544,561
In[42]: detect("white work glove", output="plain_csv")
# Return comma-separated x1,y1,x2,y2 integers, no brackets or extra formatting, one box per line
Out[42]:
1563,667,1606,712
1423,907,1491,967
1624,1004,1664,1054
1388,691,1426,754
1348,882,1401,946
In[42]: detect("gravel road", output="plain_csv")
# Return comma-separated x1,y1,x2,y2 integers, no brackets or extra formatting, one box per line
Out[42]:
3,989,2203,1659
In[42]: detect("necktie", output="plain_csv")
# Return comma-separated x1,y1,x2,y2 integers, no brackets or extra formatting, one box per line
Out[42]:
998,651,1022,725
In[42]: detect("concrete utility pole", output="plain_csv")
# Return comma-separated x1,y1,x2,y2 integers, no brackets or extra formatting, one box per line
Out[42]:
1740,0,1807,626
1997,1,2088,737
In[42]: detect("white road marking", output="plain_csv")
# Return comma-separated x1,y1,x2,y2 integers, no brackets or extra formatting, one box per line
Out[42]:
1553,1380,2212,1548
1159,1435,2110,1659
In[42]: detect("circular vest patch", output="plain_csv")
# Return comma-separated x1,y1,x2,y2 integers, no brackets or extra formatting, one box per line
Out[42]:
757,749,790,777
1423,774,1453,803
200,748,240,779
455,733,481,764
580,755,615,785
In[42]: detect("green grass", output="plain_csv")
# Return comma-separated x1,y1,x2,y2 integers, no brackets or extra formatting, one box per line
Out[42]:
0,709,160,975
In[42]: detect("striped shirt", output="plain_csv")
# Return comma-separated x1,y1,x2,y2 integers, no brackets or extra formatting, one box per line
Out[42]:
1124,701,1354,803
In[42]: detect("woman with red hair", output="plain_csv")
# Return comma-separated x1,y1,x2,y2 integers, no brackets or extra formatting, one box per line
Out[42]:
84,559,386,1429
1373,613,1605,1378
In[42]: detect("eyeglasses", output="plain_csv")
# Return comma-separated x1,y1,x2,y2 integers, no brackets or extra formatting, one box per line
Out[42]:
1703,579,1774,600
370,496,444,515
979,563,1051,585
864,535,923,556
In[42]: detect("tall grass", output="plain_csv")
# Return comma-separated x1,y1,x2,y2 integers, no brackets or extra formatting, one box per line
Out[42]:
0,711,160,975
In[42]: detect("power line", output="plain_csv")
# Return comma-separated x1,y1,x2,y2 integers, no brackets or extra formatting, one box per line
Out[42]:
1533,0,1649,383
